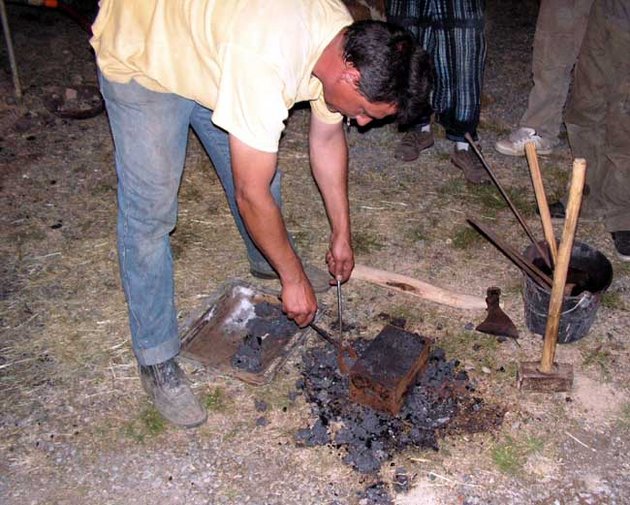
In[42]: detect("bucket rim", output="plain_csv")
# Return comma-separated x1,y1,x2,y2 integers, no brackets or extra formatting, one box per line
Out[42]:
522,240,613,294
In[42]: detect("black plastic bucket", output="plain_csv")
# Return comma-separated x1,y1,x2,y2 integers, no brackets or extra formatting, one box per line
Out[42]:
522,241,613,344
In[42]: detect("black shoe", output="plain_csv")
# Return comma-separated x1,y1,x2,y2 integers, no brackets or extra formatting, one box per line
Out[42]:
139,358,207,428
250,262,332,293
544,200,603,223
249,267,277,280
611,231,630,262
540,201,566,219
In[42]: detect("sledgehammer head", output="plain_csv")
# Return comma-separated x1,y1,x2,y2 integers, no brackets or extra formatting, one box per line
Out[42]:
517,361,573,392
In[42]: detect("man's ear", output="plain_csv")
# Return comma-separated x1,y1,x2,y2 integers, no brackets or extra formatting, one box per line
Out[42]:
341,63,361,88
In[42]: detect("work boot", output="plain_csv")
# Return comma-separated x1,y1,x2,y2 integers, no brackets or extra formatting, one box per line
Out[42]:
450,147,490,185
250,262,332,293
494,127,556,157
139,358,207,428
611,231,630,262
394,130,434,162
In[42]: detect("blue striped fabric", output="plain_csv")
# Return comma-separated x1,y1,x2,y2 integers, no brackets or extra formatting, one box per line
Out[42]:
387,0,486,141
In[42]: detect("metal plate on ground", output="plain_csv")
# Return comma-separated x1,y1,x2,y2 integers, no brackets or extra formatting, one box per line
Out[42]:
181,280,307,386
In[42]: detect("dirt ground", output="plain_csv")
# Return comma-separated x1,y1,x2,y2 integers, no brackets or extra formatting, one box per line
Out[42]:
1,2,629,504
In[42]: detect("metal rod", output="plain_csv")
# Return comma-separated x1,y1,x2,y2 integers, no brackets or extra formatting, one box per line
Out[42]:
464,132,551,269
467,217,553,289
309,321,358,374
1,0,22,102
336,279,343,343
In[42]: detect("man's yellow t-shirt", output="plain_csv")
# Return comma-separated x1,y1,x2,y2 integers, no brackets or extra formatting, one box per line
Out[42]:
90,0,353,153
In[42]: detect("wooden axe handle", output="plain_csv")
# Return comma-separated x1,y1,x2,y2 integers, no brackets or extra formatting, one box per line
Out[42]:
540,159,586,373
351,264,486,310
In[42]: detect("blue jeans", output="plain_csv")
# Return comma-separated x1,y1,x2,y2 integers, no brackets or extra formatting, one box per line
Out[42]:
99,75,282,366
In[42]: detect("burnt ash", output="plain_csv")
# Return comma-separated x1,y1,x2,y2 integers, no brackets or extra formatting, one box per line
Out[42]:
231,334,264,373
231,301,299,373
357,481,394,505
295,341,480,474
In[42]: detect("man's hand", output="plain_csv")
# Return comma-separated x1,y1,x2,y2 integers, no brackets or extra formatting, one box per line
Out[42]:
280,275,318,327
326,234,354,283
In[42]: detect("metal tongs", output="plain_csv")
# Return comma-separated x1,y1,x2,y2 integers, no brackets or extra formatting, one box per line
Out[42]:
309,279,357,374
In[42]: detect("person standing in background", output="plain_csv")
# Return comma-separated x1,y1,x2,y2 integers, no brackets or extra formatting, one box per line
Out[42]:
387,0,489,185
495,0,594,157
562,0,630,261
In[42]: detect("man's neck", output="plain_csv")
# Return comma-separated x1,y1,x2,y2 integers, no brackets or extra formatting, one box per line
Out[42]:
312,29,346,85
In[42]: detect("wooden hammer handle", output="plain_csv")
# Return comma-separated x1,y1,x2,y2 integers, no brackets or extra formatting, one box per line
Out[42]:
540,159,586,373
525,142,558,266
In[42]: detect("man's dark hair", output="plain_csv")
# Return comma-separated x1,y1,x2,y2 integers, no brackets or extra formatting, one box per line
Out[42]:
343,20,433,127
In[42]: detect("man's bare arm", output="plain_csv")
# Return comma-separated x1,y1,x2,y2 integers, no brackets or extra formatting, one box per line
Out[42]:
229,135,317,327
309,114,354,282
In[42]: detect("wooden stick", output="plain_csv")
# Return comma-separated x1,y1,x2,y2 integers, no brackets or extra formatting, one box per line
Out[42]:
464,132,551,269
351,264,486,310
539,159,586,373
525,142,558,266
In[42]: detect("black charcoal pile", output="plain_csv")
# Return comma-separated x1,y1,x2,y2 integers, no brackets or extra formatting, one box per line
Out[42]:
232,333,265,373
357,481,393,504
295,341,473,474
231,301,298,373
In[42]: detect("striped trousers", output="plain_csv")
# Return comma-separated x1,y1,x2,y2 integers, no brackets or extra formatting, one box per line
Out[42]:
387,0,486,142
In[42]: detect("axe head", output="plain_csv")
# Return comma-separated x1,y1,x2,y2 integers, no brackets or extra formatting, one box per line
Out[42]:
476,287,519,339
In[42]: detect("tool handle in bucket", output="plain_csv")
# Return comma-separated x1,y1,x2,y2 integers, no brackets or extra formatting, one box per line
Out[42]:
525,142,558,267
540,159,586,373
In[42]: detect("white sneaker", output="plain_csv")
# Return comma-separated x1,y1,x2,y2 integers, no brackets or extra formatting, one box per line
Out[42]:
495,127,556,157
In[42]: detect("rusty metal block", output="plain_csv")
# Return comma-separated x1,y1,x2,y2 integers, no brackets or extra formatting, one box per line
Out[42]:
349,325,430,415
